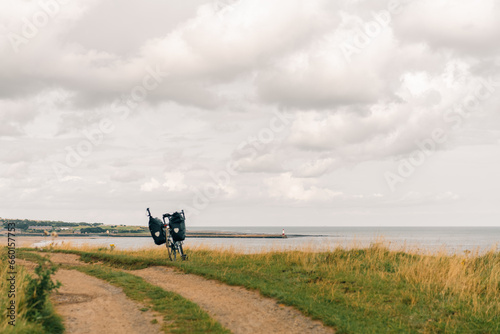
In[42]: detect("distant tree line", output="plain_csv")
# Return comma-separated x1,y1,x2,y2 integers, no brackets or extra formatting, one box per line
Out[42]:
1,218,102,231
79,227,145,234
80,227,105,234
119,229,144,233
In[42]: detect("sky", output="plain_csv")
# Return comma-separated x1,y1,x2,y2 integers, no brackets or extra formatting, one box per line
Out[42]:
0,0,499,227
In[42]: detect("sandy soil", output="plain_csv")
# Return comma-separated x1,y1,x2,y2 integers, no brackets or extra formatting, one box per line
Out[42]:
23,253,335,334
52,269,163,334
131,266,335,334
18,258,162,334
47,252,86,266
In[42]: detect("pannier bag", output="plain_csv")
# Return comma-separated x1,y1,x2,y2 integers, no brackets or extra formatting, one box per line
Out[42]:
149,216,166,245
169,212,186,242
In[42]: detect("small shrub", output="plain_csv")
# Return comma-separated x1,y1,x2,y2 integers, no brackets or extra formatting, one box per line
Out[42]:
24,262,64,334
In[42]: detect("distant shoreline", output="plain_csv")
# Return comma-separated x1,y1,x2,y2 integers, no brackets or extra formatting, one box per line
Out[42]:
2,232,324,247
1,230,326,239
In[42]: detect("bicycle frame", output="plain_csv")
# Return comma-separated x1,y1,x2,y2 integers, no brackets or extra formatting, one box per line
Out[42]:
162,215,186,261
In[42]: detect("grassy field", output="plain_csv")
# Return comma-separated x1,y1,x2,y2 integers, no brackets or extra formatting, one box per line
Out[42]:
1,250,64,334
21,242,500,333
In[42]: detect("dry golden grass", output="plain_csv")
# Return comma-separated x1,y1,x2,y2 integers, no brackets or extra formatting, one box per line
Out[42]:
50,238,500,303
0,258,31,331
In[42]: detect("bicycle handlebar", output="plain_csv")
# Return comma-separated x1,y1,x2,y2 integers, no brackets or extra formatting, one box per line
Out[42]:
162,210,185,225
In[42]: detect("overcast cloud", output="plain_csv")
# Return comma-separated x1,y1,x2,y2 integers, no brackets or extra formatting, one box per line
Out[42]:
1,0,499,226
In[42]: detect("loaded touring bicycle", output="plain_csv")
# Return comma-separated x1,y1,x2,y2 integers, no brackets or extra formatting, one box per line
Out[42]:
147,208,187,261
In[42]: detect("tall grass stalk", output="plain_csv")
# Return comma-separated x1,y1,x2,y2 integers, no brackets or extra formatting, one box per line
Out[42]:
1,250,64,333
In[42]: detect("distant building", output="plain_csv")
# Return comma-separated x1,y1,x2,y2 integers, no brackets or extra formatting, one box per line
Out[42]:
28,226,52,231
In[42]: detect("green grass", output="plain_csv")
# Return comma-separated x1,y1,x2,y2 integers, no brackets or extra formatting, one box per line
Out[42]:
18,249,49,263
30,244,500,334
1,248,64,334
73,265,230,334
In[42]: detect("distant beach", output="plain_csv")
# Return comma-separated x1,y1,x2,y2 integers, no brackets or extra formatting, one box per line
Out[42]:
7,226,500,254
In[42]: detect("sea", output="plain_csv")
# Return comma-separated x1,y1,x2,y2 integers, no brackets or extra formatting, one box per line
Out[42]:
32,226,500,254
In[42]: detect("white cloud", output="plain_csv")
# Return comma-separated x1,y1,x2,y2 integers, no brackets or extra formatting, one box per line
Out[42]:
265,172,342,202
287,108,406,156
163,171,188,191
138,171,188,192
293,158,336,178
394,0,500,55
111,170,143,183
140,178,160,192
233,153,284,173
389,191,461,206
60,176,83,182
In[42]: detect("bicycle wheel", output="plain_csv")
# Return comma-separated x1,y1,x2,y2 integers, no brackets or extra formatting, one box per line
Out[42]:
167,240,176,261
178,243,187,261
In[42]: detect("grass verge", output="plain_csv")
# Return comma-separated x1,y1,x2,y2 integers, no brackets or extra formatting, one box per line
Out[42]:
25,244,500,333
1,248,64,334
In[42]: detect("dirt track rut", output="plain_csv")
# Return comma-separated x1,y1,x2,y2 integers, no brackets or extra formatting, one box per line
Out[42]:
131,266,335,334
18,257,162,334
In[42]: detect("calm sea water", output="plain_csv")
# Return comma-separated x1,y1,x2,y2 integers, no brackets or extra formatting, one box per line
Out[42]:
32,226,500,254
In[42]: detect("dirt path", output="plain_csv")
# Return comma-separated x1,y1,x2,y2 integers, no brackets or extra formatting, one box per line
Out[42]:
40,253,335,334
131,266,335,334
18,258,162,334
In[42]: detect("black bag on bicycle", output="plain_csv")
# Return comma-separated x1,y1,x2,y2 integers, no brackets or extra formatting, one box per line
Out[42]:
148,216,166,245
169,212,186,242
